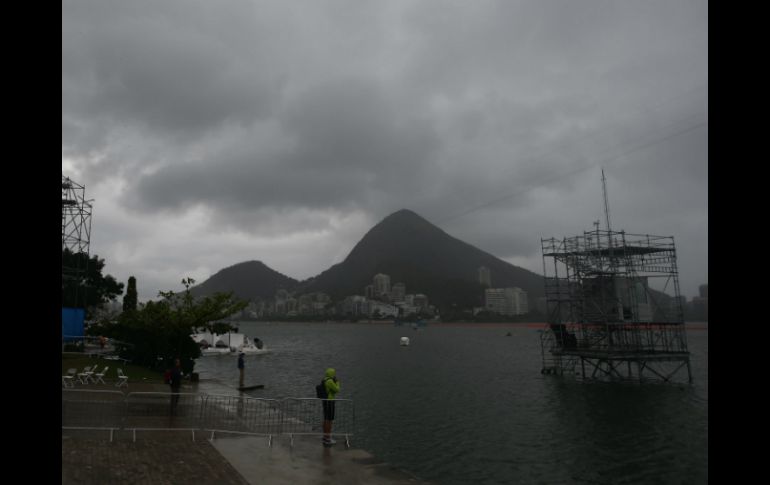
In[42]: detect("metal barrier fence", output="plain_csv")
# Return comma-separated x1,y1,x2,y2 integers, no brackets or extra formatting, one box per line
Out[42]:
62,390,354,447
125,392,204,442
201,394,283,446
61,389,125,441
282,398,355,448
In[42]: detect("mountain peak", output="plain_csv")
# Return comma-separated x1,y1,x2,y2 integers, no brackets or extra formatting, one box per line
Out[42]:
191,260,298,301
298,208,544,308
221,260,266,270
387,208,420,218
375,209,442,233
381,209,430,224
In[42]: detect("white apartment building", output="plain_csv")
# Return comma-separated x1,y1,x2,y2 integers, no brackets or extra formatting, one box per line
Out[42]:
369,300,399,317
485,287,528,315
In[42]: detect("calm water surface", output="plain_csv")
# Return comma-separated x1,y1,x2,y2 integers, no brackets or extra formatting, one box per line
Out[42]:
195,322,708,485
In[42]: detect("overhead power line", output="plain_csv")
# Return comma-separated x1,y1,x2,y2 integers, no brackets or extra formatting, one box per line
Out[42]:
437,119,707,225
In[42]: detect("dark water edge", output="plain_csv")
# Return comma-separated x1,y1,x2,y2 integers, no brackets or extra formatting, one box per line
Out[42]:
194,322,708,485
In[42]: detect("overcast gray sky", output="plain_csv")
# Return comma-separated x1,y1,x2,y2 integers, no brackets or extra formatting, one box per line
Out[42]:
62,0,708,303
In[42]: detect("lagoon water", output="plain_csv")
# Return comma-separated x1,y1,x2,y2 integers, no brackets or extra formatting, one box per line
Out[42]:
195,322,708,484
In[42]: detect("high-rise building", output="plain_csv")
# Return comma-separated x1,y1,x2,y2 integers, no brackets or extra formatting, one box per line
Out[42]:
485,288,507,314
478,266,491,287
510,287,528,314
373,273,391,297
392,283,406,303
286,298,297,316
485,287,528,315
699,284,708,299
298,294,314,314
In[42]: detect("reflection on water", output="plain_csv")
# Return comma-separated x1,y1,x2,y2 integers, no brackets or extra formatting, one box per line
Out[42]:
194,322,707,485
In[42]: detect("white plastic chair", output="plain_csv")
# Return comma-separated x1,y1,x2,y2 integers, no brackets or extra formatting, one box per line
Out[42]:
62,368,77,388
115,368,128,388
85,364,99,384
94,366,109,385
77,366,93,385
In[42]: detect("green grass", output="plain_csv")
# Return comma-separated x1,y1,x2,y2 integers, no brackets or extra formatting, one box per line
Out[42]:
61,353,163,382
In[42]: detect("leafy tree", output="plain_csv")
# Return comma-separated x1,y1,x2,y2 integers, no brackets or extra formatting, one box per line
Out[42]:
62,249,124,317
102,278,248,374
123,276,138,313
210,321,235,335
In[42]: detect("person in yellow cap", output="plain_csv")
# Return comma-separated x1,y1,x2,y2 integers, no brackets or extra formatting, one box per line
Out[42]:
322,368,340,446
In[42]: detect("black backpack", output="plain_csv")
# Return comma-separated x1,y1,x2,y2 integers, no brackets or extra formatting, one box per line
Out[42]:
315,378,328,399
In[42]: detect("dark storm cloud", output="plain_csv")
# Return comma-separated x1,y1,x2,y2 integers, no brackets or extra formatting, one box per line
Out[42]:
63,0,277,141
62,0,707,300
128,77,441,218
284,79,438,173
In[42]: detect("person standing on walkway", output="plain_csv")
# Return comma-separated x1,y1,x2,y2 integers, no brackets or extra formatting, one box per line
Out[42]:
322,367,340,446
169,358,183,415
238,352,245,388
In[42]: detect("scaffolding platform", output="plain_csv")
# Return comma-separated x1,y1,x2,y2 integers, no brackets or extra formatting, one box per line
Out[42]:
539,227,692,383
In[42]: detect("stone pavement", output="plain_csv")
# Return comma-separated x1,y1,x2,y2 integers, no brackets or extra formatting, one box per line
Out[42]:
62,433,249,485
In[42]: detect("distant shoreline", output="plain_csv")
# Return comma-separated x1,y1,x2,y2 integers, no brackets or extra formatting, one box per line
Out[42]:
244,320,709,330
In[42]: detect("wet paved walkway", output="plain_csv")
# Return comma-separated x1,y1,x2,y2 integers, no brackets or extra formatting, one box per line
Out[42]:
211,435,430,485
62,378,432,484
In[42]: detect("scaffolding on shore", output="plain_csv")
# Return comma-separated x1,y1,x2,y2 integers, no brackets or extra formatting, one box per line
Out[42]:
62,175,93,307
539,227,692,383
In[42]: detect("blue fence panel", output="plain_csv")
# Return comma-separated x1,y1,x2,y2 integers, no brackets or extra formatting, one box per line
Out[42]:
62,307,85,340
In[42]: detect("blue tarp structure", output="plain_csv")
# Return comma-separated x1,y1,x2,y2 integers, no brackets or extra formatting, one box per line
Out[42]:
62,307,85,341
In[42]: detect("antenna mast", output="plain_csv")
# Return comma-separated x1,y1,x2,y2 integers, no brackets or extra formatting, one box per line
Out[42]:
601,168,612,233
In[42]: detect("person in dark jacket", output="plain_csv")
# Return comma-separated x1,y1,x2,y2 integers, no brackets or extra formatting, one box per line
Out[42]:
169,358,183,415
237,352,245,387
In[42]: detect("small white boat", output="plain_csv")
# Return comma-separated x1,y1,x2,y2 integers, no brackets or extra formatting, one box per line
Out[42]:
191,332,270,356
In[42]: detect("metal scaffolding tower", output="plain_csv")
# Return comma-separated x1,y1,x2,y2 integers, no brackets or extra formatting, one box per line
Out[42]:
62,175,92,253
539,227,692,383
62,175,93,306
